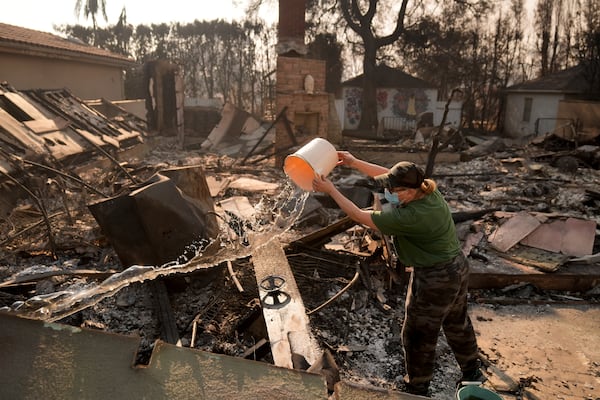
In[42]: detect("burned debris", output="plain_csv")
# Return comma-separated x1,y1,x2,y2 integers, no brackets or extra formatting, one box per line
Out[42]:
1,83,600,400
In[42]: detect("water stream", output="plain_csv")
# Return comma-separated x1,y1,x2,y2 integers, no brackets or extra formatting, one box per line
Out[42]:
5,180,309,323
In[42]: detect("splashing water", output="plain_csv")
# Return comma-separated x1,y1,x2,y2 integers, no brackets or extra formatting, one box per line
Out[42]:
5,180,310,322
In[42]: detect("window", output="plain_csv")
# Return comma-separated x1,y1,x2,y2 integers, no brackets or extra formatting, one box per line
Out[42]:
522,97,533,122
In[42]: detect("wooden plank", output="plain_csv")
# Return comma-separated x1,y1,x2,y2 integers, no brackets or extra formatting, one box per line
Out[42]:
150,280,180,345
42,131,88,160
251,237,322,369
23,117,69,134
0,108,46,154
77,128,110,147
3,92,47,120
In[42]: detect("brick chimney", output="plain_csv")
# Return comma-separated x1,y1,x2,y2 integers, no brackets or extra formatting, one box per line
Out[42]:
277,0,307,55
274,0,341,167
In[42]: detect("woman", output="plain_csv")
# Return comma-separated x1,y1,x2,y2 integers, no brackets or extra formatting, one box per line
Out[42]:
312,151,482,396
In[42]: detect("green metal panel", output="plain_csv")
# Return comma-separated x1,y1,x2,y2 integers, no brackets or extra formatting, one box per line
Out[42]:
0,313,327,399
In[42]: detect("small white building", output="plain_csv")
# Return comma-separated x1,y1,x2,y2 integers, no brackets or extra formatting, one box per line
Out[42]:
503,65,590,138
340,64,462,133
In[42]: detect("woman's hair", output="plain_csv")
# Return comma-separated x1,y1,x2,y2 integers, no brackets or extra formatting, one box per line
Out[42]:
420,178,437,194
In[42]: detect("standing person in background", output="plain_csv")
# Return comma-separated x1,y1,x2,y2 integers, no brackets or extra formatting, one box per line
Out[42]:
312,151,483,397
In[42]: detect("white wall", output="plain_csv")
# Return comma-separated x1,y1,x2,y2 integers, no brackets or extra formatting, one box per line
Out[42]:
434,100,462,128
504,92,564,138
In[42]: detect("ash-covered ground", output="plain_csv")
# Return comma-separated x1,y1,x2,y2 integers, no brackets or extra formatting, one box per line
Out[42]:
1,137,599,399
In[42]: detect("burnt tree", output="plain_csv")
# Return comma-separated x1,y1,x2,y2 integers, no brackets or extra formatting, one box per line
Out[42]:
340,0,408,132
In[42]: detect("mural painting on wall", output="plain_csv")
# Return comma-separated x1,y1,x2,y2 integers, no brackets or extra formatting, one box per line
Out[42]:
345,87,362,125
345,87,430,129
392,89,428,118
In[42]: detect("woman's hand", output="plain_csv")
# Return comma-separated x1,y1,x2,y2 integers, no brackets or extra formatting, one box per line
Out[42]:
337,151,357,167
312,174,335,194
312,173,378,230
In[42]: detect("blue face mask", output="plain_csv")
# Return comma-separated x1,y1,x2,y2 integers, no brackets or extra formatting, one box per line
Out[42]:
384,188,401,206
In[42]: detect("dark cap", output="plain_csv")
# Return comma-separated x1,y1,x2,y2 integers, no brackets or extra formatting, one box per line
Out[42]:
374,161,425,189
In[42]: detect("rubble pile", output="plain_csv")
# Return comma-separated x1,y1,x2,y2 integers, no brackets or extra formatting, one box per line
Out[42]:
1,132,599,399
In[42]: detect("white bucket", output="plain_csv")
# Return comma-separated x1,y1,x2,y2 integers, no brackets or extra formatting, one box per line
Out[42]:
283,138,338,191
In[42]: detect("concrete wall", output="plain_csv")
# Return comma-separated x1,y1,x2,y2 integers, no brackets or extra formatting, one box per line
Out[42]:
0,53,126,100
112,99,147,120
504,92,564,138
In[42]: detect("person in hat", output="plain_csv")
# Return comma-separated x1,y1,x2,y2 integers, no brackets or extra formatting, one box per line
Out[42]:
312,151,483,397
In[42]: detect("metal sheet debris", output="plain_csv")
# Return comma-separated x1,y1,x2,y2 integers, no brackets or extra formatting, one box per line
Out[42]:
0,313,328,400
521,217,597,256
488,212,541,253
88,169,218,268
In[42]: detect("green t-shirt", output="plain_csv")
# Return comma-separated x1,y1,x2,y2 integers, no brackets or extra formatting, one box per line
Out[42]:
370,190,460,268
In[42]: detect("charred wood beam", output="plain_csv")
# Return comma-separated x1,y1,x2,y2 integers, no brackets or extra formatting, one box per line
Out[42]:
188,293,222,348
474,297,593,306
240,106,288,165
242,337,270,360
288,216,355,248
452,208,498,223
469,272,600,292
150,280,180,345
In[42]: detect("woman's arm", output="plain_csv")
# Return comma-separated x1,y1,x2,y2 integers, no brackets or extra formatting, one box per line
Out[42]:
312,174,377,230
337,151,389,177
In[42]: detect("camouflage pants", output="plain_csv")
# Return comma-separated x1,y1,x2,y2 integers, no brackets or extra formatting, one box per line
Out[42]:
402,252,479,386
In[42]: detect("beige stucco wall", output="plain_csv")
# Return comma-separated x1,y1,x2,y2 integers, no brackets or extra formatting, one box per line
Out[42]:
557,100,600,135
503,92,564,138
0,53,126,100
